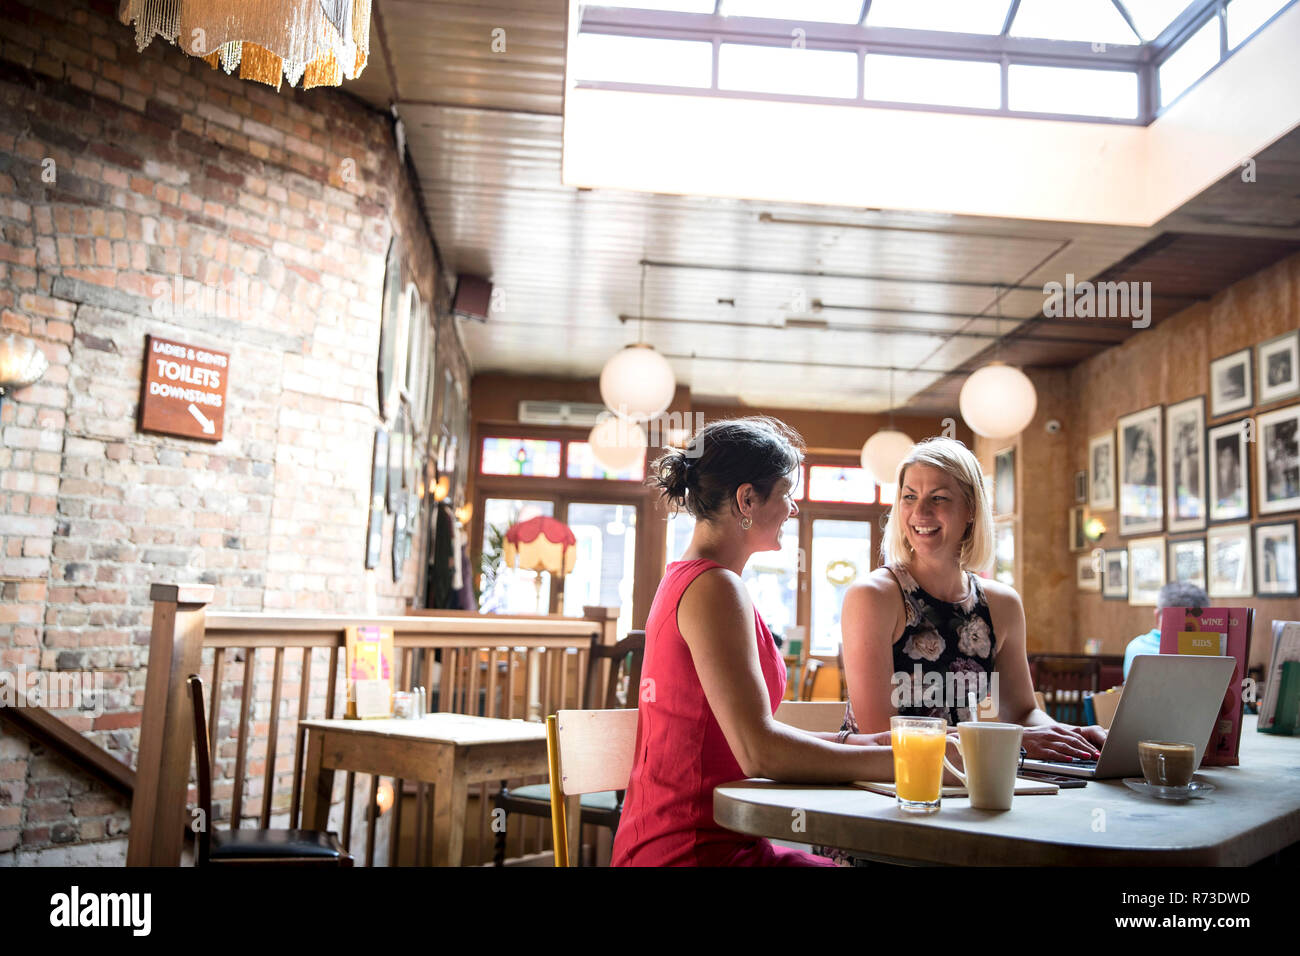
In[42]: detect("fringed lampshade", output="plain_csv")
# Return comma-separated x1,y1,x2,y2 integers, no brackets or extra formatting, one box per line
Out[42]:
118,0,372,91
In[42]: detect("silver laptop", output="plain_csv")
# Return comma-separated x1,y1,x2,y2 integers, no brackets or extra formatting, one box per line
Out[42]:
1020,654,1235,779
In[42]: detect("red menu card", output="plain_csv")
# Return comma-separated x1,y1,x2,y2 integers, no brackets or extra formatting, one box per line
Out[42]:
1158,606,1254,767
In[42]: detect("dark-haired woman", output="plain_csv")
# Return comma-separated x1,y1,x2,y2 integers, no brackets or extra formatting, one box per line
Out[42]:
611,416,911,867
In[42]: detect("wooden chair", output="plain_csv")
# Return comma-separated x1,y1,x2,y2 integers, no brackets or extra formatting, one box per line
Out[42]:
799,659,823,700
1033,658,1100,725
775,700,846,733
547,708,640,867
188,675,351,866
491,630,644,866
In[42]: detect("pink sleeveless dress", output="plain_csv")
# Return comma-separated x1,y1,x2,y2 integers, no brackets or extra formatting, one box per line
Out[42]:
611,558,838,867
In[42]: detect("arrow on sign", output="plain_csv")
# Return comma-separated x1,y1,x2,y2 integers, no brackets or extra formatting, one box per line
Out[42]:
187,403,215,435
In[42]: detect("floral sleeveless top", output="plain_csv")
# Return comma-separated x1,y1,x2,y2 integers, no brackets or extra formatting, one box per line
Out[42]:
842,562,997,731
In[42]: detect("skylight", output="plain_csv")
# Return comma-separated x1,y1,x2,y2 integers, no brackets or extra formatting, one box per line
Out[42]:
1011,0,1140,45
718,44,858,98
571,33,713,87
865,55,1002,110
721,0,863,24
1119,1,1199,40
1228,0,1292,46
865,0,1012,36
1009,64,1141,118
1158,15,1221,105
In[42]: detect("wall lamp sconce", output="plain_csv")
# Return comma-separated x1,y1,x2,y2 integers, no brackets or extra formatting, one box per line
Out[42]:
1084,516,1106,543
0,333,49,408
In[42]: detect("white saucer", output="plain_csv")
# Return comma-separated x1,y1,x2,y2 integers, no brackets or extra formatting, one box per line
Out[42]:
1122,778,1215,801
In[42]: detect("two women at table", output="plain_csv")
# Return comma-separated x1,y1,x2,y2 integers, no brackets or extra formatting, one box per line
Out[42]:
611,417,1105,867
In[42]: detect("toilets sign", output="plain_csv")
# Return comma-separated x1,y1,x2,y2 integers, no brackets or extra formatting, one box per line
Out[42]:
138,334,230,442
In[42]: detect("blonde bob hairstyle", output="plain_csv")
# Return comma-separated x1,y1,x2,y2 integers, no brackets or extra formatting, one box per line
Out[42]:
881,437,994,573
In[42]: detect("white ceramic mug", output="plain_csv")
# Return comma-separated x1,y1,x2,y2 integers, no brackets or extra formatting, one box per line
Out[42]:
942,721,1024,811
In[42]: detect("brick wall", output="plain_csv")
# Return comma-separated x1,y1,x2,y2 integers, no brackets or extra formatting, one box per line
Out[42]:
0,0,470,863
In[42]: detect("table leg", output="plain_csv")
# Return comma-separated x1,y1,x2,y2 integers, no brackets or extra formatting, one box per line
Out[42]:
430,754,467,867
301,730,334,831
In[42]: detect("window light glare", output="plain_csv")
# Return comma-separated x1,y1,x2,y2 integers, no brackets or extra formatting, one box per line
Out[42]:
721,0,864,24
1008,64,1139,118
1227,0,1291,48
1011,0,1140,45
583,1,717,13
866,0,1013,36
1158,16,1221,107
865,55,1001,110
717,43,858,98
1116,1,1196,41
571,33,714,87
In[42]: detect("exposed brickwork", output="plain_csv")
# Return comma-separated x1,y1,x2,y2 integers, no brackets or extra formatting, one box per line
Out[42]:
0,0,469,860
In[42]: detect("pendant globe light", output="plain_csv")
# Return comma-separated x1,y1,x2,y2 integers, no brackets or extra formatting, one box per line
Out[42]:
958,286,1038,439
588,414,647,472
598,263,676,421
861,366,913,484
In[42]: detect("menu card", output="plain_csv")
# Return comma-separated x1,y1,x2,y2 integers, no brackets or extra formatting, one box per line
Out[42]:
1259,622,1300,734
345,625,395,719
1158,606,1254,766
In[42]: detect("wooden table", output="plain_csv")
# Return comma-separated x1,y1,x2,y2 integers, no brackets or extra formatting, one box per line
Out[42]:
714,715,1300,865
300,714,548,866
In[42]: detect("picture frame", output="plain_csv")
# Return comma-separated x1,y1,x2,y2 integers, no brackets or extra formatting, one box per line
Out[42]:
1255,403,1300,515
1074,470,1088,504
365,428,388,570
1254,520,1298,597
1207,522,1253,598
1165,396,1206,532
1088,430,1116,512
1117,406,1163,535
993,518,1015,587
377,237,404,420
387,405,406,513
1210,347,1253,418
1101,548,1128,600
1069,505,1088,552
994,448,1015,516
1127,535,1165,607
1257,331,1300,404
1207,418,1251,522
1076,552,1101,591
1167,537,1207,593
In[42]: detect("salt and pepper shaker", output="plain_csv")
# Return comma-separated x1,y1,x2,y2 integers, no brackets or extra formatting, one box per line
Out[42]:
416,685,426,718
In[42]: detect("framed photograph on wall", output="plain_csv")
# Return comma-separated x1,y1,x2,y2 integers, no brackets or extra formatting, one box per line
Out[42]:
1102,549,1128,600
1254,520,1298,597
994,448,1015,516
1165,396,1206,532
1069,505,1088,552
1117,406,1163,535
1074,470,1088,504
1210,348,1253,417
377,237,405,421
1257,331,1300,404
1207,522,1253,598
993,518,1015,587
365,428,388,570
1127,535,1165,606
1207,418,1251,522
1256,403,1300,515
1076,553,1101,591
1089,430,1116,512
1167,537,1207,592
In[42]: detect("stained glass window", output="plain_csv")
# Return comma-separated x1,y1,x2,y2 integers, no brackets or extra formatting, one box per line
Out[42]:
565,441,645,480
479,437,562,477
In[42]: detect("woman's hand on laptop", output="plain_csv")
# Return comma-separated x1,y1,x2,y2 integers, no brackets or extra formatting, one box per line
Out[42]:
1021,724,1101,761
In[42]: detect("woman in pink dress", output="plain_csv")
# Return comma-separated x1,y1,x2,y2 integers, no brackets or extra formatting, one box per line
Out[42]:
611,417,908,867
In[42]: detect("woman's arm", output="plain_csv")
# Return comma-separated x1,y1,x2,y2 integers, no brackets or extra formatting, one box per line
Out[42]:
840,575,904,735
984,581,1104,759
677,568,899,782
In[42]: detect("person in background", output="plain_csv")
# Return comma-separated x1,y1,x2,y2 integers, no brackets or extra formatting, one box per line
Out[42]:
612,417,947,867
1122,580,1210,680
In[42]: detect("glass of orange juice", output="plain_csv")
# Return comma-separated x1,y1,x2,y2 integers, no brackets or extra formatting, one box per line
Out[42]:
890,716,948,813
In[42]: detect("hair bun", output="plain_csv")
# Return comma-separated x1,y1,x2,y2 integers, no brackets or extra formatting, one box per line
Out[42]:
651,449,691,506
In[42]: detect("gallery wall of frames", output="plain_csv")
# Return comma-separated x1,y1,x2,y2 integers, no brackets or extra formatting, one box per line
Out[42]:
1067,249,1300,667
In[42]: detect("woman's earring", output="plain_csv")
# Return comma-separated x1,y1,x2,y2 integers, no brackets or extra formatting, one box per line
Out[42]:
740,516,753,530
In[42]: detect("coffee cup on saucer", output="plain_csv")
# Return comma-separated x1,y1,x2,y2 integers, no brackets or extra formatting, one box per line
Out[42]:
1137,740,1195,788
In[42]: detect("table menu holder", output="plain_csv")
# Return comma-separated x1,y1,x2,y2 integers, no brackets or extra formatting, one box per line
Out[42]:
1158,606,1253,766
345,625,395,719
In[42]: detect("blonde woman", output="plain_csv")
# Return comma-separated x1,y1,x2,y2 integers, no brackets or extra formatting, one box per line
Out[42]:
839,437,1107,760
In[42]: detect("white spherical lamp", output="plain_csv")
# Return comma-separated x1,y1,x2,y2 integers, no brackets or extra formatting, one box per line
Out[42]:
599,344,676,421
958,363,1038,439
861,429,914,484
588,416,647,472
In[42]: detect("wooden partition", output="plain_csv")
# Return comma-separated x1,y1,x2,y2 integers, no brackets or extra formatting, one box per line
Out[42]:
127,584,620,867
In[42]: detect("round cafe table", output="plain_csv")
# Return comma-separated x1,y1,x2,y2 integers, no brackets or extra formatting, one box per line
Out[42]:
713,715,1300,866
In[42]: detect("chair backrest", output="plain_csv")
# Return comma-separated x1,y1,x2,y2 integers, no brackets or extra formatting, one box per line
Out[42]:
799,659,822,700
807,662,843,701
551,708,639,796
187,674,212,864
775,700,846,733
583,630,645,710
